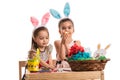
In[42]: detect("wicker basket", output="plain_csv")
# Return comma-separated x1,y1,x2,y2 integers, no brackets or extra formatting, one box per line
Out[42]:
67,59,110,71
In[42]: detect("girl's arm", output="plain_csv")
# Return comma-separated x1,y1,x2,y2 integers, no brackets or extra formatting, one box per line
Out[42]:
48,53,53,65
54,40,66,60
54,40,60,60
40,58,55,69
60,43,67,60
64,43,70,58
48,53,55,68
40,44,55,69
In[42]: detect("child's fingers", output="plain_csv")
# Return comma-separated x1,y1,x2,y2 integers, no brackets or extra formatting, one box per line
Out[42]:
33,53,36,56
61,32,69,44
49,65,55,69
29,53,36,59
63,32,69,39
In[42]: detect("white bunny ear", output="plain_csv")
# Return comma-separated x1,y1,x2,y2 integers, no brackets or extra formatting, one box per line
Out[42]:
41,12,50,25
64,2,70,17
30,17,39,27
104,44,111,50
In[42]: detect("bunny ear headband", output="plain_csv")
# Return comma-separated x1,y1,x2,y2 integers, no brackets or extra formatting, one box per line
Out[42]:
50,2,70,19
30,12,50,28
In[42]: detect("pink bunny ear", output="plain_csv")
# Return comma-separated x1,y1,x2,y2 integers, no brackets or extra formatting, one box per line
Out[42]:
41,12,50,25
30,17,39,27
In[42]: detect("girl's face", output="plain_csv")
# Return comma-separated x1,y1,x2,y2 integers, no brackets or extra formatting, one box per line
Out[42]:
59,21,74,37
34,30,49,48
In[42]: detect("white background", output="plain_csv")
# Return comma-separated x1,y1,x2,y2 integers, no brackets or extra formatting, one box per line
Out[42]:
0,0,120,80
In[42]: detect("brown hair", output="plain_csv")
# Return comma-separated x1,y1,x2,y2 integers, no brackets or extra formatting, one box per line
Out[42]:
58,18,74,28
31,26,49,49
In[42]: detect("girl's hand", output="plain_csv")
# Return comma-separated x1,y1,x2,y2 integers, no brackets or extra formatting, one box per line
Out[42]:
49,65,55,69
50,68,58,72
61,32,69,44
28,52,36,59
